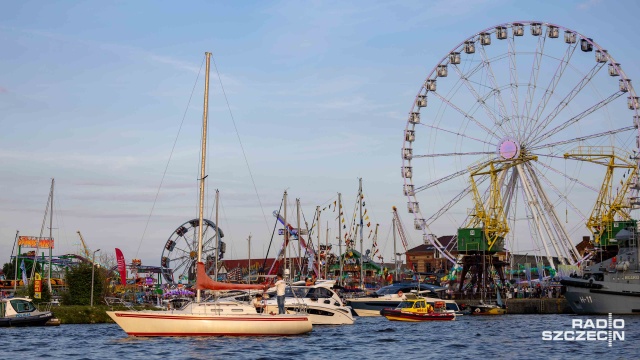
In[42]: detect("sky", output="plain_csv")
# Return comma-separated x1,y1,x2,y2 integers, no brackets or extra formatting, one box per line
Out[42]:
2,0,640,271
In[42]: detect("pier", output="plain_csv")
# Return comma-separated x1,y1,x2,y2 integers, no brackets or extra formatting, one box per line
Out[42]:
461,298,572,314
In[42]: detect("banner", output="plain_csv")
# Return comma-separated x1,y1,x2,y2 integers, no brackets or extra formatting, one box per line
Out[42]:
18,236,54,249
115,248,127,285
34,273,42,299
537,262,545,281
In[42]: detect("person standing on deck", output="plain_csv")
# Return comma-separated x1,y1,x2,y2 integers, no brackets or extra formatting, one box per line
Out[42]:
275,274,286,314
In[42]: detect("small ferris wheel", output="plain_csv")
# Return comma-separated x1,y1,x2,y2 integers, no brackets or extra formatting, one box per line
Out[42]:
160,219,224,284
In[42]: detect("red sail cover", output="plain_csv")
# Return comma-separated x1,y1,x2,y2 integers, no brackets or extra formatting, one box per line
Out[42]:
115,248,127,285
195,262,266,291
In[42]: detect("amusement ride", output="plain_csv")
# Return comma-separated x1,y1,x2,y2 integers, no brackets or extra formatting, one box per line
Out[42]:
401,21,640,292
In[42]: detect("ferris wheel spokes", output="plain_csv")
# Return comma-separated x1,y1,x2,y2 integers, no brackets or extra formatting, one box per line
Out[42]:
515,163,559,268
524,162,581,264
530,126,637,152
429,91,503,141
522,34,549,130
528,42,579,136
528,63,609,143
529,162,588,224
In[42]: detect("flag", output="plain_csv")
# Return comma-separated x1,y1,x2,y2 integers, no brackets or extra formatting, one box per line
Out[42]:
228,267,243,281
524,263,531,282
20,260,27,285
537,262,545,280
115,248,127,285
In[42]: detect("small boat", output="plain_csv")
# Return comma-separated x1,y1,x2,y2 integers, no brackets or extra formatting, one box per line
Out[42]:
380,294,455,321
469,287,507,315
0,297,55,327
468,302,507,315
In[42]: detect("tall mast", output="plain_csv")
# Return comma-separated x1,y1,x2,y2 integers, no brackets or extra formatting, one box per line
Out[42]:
358,178,364,290
392,214,398,282
214,189,220,280
12,230,19,292
297,198,301,278
32,178,54,281
48,178,54,292
196,51,211,303
325,222,329,280
338,192,343,285
316,206,321,277
247,234,251,284
283,190,288,282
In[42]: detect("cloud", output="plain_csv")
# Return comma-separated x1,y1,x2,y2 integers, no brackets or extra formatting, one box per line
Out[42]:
0,26,209,76
577,0,601,10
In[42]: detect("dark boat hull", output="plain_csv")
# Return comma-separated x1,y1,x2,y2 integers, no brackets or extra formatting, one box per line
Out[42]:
468,305,506,315
380,308,455,321
0,312,54,327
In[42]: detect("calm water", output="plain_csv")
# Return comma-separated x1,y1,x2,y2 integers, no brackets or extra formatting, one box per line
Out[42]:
3,315,638,359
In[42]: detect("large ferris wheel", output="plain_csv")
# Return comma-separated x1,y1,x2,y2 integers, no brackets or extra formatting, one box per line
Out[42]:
402,21,640,270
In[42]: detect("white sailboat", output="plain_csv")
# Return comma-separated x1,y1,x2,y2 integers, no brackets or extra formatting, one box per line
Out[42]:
107,52,312,336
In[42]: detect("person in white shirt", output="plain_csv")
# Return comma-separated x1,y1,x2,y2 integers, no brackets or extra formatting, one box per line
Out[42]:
275,274,286,314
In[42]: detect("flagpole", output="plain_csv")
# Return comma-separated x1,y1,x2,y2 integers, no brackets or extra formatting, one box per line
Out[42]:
316,206,321,278
12,231,19,292
359,178,364,290
338,192,343,286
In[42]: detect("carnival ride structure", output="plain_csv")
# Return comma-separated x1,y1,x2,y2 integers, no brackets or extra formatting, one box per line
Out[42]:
401,21,640,290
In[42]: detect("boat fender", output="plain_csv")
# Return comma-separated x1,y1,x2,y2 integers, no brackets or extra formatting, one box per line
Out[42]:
474,308,480,313
397,291,403,297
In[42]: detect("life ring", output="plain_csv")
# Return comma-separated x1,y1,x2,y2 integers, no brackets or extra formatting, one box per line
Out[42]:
474,308,481,313
397,291,403,297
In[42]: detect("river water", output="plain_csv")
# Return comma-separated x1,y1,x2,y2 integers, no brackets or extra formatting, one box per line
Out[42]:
3,315,638,359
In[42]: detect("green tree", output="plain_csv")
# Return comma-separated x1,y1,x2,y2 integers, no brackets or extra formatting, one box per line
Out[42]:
61,263,105,305
2,261,16,279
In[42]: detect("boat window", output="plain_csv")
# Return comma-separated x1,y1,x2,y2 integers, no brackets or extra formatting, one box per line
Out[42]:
397,301,412,309
311,288,332,298
285,287,309,298
10,300,36,313
414,301,424,309
446,303,459,311
375,286,401,295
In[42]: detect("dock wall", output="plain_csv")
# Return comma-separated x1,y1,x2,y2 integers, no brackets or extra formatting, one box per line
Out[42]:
459,298,572,314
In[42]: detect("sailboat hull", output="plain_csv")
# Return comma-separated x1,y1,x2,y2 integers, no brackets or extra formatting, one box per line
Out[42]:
107,310,312,336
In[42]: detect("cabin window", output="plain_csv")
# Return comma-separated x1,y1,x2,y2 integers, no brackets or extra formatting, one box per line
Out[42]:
10,300,36,313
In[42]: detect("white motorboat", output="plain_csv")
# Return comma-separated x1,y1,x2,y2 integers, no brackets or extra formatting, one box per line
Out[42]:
263,280,355,325
106,52,311,337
